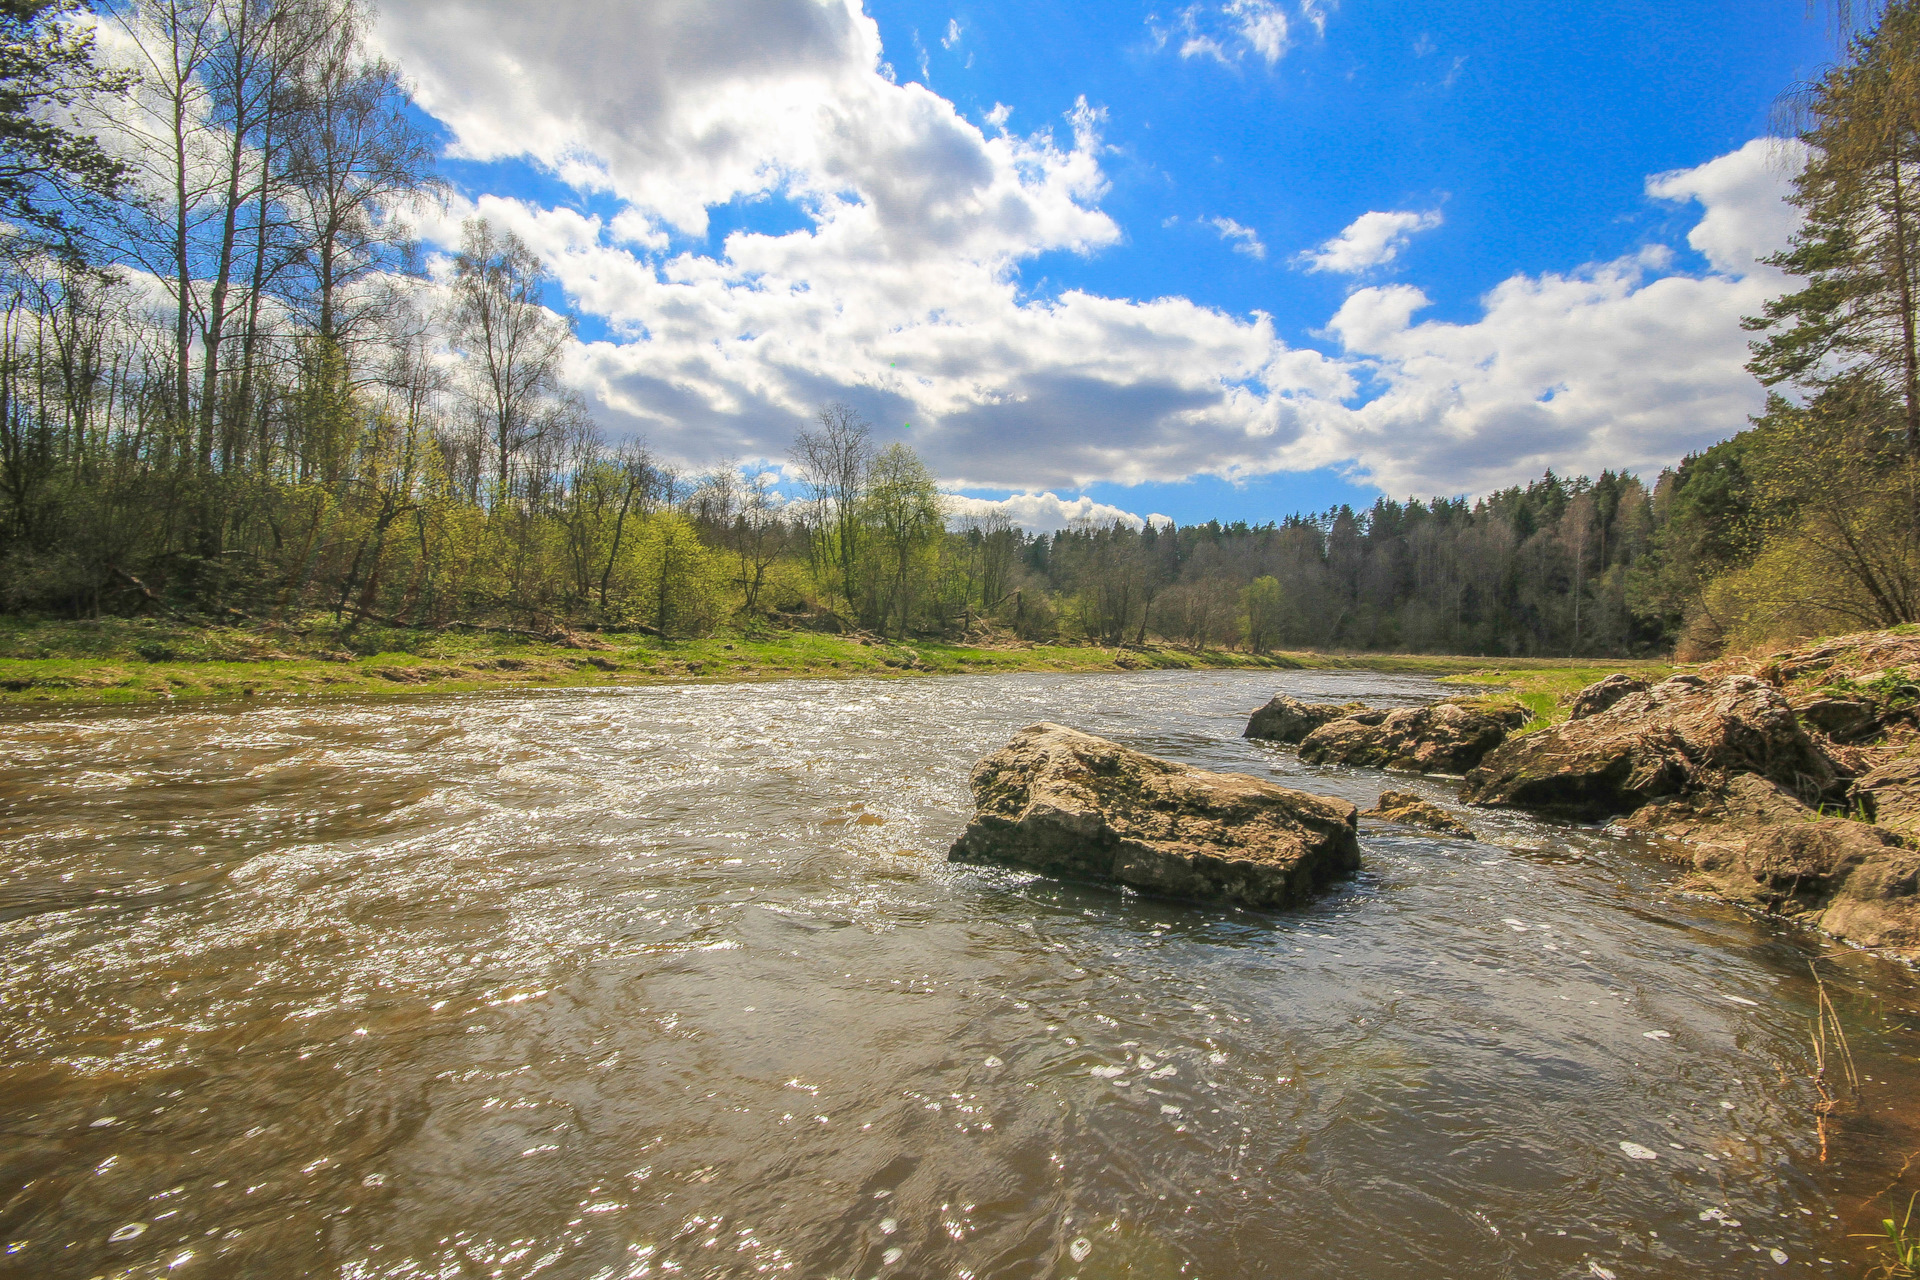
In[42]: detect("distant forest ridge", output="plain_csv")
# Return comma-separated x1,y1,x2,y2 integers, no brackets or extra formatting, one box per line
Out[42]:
0,0,1913,658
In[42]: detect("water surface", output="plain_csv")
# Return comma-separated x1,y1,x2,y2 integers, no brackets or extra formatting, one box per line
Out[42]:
3,670,1917,1278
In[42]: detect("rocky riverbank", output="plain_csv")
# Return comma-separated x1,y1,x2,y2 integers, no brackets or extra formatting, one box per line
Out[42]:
1247,629,1920,957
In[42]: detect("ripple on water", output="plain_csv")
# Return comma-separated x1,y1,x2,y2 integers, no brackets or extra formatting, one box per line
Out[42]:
0,671,1913,1278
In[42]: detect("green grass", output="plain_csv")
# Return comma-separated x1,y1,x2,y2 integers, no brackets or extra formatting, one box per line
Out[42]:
0,616,1676,708
1437,661,1676,730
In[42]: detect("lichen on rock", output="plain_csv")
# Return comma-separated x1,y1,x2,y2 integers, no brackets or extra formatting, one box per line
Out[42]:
1244,694,1366,744
1361,789,1478,840
947,722,1360,909
1297,698,1529,775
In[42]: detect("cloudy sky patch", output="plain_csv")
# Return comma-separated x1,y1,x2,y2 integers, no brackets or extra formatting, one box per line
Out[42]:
373,1,1825,525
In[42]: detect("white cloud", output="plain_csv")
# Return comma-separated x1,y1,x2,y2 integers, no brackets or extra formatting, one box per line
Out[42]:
1314,142,1808,494
1301,209,1443,274
944,491,1155,532
942,17,962,49
1159,0,1313,67
1210,216,1267,259
376,2,1811,505
1647,137,1802,275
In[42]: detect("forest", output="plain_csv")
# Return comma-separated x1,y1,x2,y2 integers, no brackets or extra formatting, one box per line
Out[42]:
0,0,1914,659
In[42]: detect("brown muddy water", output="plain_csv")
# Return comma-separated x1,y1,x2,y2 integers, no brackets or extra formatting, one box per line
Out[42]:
3,670,1919,1280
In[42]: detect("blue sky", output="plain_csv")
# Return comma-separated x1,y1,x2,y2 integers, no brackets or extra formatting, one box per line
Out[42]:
378,1,1826,529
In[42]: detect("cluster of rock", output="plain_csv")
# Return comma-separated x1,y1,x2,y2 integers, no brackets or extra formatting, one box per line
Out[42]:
943,629,1920,953
1245,692,1527,774
1459,671,1912,951
947,722,1359,909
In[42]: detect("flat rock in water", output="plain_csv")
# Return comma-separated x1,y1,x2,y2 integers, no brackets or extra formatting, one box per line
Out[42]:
1361,789,1477,839
1244,695,1366,744
947,722,1360,909
1463,675,1835,817
1297,699,1529,775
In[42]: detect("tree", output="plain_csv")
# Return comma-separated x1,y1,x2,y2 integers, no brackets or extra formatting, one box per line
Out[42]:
0,0,127,263
283,4,437,358
1748,1,1920,451
863,441,941,636
446,217,579,502
1238,575,1284,653
789,401,872,617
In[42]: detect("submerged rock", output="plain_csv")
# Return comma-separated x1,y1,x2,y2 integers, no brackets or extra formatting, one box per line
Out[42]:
1244,694,1366,744
1297,699,1529,775
1463,675,1835,817
1566,673,1649,721
1361,789,1478,840
947,722,1360,909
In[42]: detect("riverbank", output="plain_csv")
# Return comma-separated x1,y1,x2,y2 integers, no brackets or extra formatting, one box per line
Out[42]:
0,616,1667,707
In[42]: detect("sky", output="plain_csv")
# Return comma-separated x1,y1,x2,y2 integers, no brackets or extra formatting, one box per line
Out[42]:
371,1,1832,529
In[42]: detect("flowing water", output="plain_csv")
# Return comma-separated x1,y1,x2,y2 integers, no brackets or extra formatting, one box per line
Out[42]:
3,670,1920,1280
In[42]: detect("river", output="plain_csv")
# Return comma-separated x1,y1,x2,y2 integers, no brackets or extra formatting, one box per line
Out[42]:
1,669,1916,1279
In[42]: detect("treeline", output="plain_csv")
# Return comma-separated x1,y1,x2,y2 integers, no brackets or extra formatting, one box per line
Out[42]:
0,0,1912,658
1642,0,1920,655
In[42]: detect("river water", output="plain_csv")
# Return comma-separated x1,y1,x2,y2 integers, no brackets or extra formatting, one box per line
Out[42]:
2,670,1918,1279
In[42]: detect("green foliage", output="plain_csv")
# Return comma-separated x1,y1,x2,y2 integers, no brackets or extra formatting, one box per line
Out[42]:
1237,575,1284,653
1860,1194,1920,1278
629,512,727,637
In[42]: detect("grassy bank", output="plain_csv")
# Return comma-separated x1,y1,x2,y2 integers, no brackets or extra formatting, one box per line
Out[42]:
0,615,1668,708
1440,662,1675,729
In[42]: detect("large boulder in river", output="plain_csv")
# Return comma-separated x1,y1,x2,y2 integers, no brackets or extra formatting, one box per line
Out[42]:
1297,699,1530,775
1244,694,1365,743
1463,674,1836,818
947,722,1360,909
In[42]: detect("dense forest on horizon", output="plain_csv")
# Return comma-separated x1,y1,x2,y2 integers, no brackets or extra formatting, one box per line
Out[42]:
0,0,1914,659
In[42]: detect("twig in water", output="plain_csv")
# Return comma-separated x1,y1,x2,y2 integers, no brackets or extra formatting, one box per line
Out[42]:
1807,958,1860,1163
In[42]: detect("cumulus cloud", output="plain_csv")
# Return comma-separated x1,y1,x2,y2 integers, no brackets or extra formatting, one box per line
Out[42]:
1301,209,1443,274
1313,140,1809,494
1210,216,1267,259
944,491,1164,532
376,1,1810,505
1646,137,1803,275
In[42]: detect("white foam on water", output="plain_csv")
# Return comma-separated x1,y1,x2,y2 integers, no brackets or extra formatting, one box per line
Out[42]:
879,1217,896,1235
1069,1237,1093,1262
1618,1142,1658,1161
108,1223,147,1243
883,1247,903,1265
1721,994,1759,1007
1642,1031,1670,1040
1770,1248,1789,1264
982,1056,1003,1068
1088,1066,1123,1079
1589,1263,1616,1279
